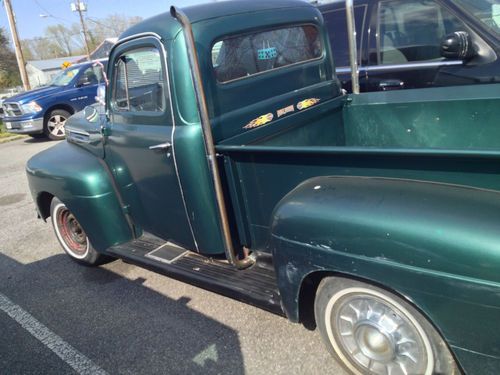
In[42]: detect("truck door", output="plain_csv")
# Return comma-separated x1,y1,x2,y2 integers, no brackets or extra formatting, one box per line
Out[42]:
104,36,196,250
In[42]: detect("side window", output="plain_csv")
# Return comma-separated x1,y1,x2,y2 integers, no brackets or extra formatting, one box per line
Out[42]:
112,47,165,113
212,25,322,83
80,66,102,85
377,0,467,65
322,6,367,68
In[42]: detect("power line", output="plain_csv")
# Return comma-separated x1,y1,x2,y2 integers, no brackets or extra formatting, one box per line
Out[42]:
33,0,72,24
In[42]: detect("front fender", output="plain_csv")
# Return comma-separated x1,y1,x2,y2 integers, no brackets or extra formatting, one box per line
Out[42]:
270,176,500,369
26,141,132,252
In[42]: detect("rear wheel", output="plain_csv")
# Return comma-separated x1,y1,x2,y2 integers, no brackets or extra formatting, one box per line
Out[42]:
44,109,70,140
50,197,113,266
314,277,458,375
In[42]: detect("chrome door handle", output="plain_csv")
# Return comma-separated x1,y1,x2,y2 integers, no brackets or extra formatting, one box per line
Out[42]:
149,142,172,151
379,79,404,91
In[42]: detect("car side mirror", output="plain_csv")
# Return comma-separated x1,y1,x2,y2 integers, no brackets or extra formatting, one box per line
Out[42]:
441,31,476,60
77,76,92,87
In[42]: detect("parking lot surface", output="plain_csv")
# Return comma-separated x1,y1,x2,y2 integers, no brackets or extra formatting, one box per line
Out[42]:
0,138,346,374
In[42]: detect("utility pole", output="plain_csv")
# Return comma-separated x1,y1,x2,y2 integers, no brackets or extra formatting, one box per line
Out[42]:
71,0,91,60
3,0,30,90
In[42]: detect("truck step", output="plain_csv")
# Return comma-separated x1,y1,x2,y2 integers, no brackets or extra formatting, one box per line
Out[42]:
107,233,284,316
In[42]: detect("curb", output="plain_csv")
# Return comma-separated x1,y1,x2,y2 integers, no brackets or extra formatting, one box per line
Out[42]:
0,135,28,144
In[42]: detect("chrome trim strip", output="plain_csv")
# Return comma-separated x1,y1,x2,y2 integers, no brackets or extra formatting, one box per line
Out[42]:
345,0,360,94
116,32,163,45
171,6,254,269
160,35,200,252
335,60,463,74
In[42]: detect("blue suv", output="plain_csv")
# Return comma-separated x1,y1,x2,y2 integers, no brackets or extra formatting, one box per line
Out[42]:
2,59,107,140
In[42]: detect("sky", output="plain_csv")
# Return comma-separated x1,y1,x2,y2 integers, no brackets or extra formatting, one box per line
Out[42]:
0,0,213,40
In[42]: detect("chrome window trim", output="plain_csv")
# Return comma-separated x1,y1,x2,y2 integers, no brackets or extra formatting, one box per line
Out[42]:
335,60,463,74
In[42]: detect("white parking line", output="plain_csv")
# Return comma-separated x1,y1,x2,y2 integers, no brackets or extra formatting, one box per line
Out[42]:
0,292,108,375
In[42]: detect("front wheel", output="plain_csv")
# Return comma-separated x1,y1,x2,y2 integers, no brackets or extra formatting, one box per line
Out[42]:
314,277,459,375
50,197,113,266
44,109,70,140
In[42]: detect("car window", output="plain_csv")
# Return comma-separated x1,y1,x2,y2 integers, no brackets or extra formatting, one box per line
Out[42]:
322,5,367,68
455,0,500,37
112,47,165,113
377,0,467,65
212,25,322,83
81,66,103,85
48,67,80,87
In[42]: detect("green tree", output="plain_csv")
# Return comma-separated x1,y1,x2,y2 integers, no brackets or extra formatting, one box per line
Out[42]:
0,27,21,88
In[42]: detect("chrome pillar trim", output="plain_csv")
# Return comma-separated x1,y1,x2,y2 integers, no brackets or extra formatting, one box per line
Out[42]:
345,0,360,94
170,6,254,270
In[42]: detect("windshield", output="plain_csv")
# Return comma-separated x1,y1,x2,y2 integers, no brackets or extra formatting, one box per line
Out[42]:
455,0,500,37
48,67,80,87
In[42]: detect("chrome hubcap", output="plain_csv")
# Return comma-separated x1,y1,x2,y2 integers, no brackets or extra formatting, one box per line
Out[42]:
47,115,67,137
334,295,428,375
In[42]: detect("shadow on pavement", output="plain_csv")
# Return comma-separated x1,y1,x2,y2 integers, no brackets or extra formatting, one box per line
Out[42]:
22,137,56,144
0,253,244,375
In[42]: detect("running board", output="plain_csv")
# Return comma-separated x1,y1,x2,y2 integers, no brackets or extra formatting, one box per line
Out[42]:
107,233,283,316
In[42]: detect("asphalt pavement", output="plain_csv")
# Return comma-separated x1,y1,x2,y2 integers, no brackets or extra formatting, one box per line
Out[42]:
0,137,347,375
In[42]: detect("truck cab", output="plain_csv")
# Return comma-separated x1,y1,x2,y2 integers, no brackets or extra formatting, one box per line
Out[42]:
3,59,107,139
25,1,500,374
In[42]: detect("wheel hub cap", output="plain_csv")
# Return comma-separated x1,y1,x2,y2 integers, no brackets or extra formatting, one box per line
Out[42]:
57,208,88,255
355,322,395,363
334,296,428,375
48,115,67,136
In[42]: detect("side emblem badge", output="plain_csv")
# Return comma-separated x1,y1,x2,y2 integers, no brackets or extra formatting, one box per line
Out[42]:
297,98,320,110
244,113,274,129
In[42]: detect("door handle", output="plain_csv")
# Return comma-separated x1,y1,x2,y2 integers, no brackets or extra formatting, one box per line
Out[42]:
149,142,172,151
379,79,404,91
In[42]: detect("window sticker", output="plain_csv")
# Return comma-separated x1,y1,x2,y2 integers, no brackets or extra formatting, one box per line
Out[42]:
243,113,274,129
258,46,277,61
297,98,320,110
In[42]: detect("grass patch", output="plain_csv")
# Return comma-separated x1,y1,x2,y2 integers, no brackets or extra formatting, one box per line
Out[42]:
0,120,21,139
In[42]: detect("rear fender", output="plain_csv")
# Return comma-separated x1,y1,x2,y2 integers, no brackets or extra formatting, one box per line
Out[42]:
270,176,500,361
26,141,133,252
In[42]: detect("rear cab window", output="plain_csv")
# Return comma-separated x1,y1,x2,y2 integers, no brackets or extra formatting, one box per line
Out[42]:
212,25,323,83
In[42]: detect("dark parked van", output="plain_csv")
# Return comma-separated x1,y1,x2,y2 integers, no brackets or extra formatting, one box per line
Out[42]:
318,0,500,91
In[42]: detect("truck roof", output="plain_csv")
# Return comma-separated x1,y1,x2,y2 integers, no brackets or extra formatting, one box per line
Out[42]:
119,0,313,41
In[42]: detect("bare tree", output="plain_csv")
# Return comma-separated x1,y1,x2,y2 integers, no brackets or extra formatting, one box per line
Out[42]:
45,24,75,56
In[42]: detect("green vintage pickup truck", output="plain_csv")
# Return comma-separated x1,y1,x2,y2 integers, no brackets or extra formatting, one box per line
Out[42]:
26,1,500,374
